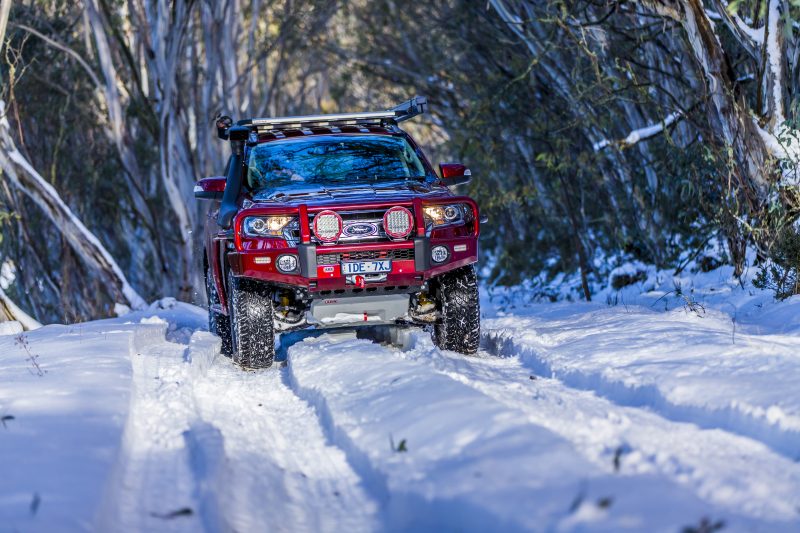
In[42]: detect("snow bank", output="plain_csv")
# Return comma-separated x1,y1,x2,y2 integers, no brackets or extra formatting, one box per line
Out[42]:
0,320,167,530
402,332,800,522
0,301,207,531
485,305,800,456
0,320,22,336
481,260,800,525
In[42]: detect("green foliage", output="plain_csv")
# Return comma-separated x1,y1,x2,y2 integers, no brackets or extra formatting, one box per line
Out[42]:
754,227,800,299
0,206,18,246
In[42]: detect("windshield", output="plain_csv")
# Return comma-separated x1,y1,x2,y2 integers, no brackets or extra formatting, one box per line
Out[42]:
246,135,428,190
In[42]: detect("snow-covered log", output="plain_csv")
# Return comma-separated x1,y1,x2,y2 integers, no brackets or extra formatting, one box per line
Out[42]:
0,101,146,311
593,111,684,152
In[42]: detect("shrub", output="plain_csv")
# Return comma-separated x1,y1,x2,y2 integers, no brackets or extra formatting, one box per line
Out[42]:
610,270,647,291
754,228,800,300
697,255,723,273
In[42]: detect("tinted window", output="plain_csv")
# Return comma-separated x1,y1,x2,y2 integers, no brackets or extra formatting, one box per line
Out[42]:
247,135,428,190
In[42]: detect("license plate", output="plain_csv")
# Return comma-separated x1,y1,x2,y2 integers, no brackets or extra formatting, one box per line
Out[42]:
341,260,392,275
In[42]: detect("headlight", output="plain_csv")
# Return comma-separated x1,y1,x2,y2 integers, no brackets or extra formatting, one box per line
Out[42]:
243,216,294,237
423,204,470,227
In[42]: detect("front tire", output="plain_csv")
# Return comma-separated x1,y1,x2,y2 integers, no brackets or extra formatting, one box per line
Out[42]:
432,265,480,354
227,269,276,369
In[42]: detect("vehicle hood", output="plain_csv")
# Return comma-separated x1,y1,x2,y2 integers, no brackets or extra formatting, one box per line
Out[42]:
249,180,451,206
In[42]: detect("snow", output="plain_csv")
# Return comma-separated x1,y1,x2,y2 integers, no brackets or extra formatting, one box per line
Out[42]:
593,111,683,152
0,320,22,335
0,320,167,530
1,267,799,531
0,259,16,289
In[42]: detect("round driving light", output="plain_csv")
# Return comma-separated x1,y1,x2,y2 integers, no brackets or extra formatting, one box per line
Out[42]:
313,210,343,243
251,218,266,233
444,206,459,221
431,245,449,263
277,254,298,273
383,206,413,239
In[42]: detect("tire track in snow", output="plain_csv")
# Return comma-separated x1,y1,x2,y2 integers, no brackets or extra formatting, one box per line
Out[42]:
97,323,377,532
282,332,590,532
482,327,800,463
282,332,792,532
190,354,380,533
400,334,800,523
98,322,378,532
96,324,208,532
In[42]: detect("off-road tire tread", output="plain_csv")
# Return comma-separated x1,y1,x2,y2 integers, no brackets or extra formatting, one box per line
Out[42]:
227,269,275,369
433,265,480,354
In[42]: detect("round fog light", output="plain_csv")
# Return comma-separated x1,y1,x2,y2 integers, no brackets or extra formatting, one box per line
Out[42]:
277,254,298,273
431,245,449,263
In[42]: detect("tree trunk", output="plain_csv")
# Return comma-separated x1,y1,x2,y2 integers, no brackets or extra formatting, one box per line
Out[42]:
0,286,41,330
0,101,146,310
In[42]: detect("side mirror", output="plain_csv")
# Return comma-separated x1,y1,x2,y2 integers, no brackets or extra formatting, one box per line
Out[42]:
194,176,226,200
439,163,472,186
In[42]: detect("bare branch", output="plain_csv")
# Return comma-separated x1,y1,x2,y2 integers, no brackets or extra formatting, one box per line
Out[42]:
9,23,103,88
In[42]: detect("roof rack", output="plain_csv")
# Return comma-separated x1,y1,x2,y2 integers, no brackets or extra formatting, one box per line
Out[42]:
217,96,427,139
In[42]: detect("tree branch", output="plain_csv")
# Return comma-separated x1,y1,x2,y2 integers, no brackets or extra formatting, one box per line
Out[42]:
9,22,103,88
593,110,685,151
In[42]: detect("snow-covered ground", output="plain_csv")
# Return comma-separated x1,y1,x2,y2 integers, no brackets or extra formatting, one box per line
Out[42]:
1,266,799,532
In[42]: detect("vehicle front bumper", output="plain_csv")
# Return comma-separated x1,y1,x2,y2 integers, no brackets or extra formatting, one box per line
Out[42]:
228,236,478,294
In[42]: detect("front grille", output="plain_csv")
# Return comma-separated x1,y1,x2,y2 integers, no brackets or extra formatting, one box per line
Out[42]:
308,207,415,244
317,248,415,265
340,210,386,221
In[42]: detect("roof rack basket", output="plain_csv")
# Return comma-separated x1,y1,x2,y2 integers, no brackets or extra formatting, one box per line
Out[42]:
218,96,427,139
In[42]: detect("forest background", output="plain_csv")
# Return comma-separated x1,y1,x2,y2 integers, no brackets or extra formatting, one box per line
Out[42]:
1,0,800,324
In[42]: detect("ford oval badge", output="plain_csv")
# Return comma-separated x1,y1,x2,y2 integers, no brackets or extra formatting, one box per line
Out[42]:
343,222,378,237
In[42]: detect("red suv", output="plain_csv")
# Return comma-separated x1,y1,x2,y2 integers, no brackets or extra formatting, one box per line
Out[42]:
196,97,482,368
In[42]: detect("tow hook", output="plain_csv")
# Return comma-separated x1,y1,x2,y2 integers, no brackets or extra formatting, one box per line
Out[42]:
346,274,386,286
